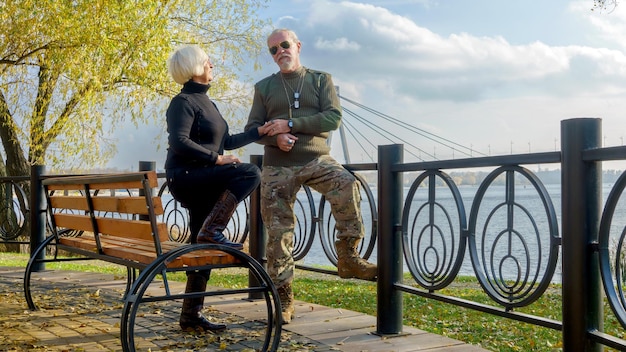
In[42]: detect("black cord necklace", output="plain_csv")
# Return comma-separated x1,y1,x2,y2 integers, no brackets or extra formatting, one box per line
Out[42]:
280,68,306,114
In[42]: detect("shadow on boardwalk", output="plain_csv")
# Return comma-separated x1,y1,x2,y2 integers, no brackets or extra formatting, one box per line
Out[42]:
0,266,488,351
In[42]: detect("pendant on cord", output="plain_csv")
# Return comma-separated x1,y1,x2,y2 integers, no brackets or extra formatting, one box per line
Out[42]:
294,92,300,109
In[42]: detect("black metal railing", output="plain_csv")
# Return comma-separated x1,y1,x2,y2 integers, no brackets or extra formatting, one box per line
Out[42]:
0,176,30,244
14,117,626,351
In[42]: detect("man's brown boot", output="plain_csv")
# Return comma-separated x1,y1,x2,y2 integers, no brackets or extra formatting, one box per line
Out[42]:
335,238,377,280
277,284,295,324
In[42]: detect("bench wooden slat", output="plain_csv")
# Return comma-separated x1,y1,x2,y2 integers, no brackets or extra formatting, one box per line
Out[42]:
97,236,180,252
43,172,158,191
97,237,240,266
58,236,180,266
105,237,241,264
178,250,240,267
53,213,168,242
58,236,239,267
49,196,164,215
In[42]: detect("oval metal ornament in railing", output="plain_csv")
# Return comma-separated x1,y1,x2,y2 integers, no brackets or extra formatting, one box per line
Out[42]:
158,182,251,245
468,166,560,308
0,180,28,241
599,170,626,329
318,172,377,265
402,170,467,290
158,182,191,243
292,185,317,262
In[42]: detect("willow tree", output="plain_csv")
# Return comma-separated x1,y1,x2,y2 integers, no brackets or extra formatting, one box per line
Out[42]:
0,0,269,176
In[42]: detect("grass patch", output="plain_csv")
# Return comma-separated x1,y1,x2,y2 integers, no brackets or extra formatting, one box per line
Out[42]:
2,252,624,351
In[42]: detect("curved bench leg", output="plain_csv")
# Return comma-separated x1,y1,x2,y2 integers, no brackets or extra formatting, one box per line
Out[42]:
120,244,281,352
24,235,58,310
121,267,137,300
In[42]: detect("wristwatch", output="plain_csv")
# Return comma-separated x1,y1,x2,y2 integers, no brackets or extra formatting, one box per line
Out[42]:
288,119,293,131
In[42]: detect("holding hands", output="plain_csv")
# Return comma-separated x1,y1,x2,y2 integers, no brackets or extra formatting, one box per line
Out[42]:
258,119,290,136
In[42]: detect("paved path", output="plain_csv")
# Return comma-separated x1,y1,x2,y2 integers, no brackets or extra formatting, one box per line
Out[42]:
0,266,489,351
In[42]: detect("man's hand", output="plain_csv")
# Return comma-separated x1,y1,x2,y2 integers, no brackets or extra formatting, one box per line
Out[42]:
279,133,298,152
266,119,291,136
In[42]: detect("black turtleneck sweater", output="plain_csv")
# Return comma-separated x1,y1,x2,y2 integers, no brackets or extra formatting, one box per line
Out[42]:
165,80,260,169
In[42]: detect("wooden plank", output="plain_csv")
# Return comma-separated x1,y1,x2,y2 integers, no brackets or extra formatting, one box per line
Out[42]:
101,246,171,266
58,236,239,267
53,214,169,242
58,237,99,252
94,236,241,266
179,250,241,266
49,196,164,215
43,171,158,191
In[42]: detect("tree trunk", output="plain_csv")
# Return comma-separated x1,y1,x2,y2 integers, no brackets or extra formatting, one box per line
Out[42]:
0,94,33,253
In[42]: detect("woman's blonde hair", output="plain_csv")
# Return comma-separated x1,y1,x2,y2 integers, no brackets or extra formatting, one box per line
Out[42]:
168,45,208,85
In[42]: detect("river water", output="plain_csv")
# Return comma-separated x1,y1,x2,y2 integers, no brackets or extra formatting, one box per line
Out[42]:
162,181,626,284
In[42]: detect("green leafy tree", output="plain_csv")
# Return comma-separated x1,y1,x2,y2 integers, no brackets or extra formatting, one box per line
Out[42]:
0,0,269,176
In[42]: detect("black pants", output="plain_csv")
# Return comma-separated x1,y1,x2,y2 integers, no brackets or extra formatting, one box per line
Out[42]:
166,163,261,244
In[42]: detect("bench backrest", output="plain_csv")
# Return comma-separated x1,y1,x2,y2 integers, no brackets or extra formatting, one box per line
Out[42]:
43,171,169,254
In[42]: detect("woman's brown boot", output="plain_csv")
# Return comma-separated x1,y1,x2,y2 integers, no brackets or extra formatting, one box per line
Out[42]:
179,271,226,332
197,190,243,250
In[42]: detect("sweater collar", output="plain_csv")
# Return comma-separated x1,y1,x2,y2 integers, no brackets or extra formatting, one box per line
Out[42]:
181,80,210,94
279,66,306,79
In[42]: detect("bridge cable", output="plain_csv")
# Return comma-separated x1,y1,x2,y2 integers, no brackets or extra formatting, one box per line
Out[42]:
340,95,487,158
342,107,433,161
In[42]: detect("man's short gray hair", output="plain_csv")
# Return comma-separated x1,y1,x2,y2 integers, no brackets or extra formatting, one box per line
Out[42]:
267,28,299,45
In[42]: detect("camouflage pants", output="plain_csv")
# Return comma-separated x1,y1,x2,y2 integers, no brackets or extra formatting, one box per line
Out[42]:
261,155,364,288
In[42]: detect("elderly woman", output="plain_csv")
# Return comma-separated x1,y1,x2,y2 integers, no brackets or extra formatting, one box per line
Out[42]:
165,45,270,332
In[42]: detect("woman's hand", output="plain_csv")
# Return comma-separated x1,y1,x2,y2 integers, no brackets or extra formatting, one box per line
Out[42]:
265,119,291,136
216,154,242,165
257,121,273,136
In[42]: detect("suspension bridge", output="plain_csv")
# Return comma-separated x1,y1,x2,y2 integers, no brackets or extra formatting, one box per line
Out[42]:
332,94,491,164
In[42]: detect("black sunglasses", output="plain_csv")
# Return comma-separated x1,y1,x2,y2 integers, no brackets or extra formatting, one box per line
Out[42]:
269,41,291,55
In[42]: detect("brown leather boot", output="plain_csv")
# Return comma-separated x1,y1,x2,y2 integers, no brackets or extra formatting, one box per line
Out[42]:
180,271,226,332
335,238,377,280
197,190,243,250
277,284,295,324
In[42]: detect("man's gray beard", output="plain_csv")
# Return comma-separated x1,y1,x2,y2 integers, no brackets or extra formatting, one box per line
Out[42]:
279,58,295,71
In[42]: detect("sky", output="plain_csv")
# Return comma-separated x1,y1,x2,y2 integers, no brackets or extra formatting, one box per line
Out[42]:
107,0,626,171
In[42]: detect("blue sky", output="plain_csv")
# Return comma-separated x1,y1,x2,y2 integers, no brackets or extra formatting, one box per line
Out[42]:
108,0,626,170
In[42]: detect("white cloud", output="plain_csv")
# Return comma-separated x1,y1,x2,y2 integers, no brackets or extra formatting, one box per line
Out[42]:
571,1,626,49
314,37,361,51
106,0,626,169
266,0,626,163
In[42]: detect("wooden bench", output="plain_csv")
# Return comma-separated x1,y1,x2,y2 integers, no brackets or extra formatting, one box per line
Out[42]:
23,171,281,351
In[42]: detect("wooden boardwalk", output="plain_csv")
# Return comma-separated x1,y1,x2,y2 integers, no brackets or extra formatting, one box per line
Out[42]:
0,266,488,351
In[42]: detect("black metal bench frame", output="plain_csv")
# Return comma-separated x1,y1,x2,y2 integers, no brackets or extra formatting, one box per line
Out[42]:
23,171,281,351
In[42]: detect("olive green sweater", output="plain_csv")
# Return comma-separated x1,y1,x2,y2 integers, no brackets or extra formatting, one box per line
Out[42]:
245,66,341,167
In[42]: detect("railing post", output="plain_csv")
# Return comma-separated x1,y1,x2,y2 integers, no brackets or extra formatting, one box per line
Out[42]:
561,118,603,351
376,144,404,335
138,161,156,173
29,165,46,272
138,161,156,221
248,155,266,299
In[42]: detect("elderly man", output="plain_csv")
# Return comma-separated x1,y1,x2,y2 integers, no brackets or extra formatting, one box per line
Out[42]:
245,28,377,324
